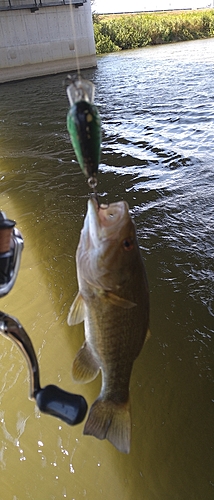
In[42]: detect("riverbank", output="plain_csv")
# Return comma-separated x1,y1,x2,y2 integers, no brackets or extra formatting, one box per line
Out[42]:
93,9,214,54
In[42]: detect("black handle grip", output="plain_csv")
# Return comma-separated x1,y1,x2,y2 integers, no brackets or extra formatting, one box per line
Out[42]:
36,385,88,425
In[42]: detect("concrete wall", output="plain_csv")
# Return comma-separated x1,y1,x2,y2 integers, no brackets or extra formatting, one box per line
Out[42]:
0,2,96,82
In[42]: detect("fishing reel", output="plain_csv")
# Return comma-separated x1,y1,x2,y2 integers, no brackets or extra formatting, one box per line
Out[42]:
0,211,23,297
0,211,87,426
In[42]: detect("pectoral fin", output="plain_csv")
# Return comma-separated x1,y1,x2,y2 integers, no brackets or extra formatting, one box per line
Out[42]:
67,292,85,326
84,279,136,309
105,291,137,309
72,341,100,383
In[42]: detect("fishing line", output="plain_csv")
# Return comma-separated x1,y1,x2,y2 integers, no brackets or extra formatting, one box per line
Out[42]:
68,0,81,78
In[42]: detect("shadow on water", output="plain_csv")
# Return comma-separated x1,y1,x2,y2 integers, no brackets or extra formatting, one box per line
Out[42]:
0,39,214,500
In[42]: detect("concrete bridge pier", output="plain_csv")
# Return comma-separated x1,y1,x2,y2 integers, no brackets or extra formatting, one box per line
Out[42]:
0,0,96,83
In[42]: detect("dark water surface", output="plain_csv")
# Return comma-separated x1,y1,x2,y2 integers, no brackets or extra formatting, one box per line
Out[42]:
0,38,214,499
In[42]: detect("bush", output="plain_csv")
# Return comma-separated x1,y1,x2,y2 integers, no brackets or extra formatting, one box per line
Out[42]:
93,10,214,54
93,23,120,53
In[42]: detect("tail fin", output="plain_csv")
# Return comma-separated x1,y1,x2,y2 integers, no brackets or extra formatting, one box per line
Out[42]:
83,399,131,454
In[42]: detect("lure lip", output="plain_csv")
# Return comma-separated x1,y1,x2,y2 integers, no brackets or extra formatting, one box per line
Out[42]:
66,76,95,106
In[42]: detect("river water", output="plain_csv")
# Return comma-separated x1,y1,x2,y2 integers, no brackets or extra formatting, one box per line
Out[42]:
0,38,214,500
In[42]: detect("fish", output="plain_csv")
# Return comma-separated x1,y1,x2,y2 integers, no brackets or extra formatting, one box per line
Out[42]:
67,197,149,453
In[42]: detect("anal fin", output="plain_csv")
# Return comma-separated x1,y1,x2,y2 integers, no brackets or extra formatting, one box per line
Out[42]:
72,341,100,383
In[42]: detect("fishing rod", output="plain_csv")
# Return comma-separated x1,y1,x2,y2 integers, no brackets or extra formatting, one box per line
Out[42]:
0,212,87,426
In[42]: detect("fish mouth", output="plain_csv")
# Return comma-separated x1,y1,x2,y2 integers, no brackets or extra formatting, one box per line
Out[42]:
87,197,130,243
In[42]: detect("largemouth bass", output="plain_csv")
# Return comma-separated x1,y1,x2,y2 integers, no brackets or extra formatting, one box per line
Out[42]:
67,197,149,453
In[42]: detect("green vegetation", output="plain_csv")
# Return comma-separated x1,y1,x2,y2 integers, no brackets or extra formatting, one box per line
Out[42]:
93,10,214,54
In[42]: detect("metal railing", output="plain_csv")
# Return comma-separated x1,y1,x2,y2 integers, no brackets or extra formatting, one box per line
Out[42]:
0,0,86,10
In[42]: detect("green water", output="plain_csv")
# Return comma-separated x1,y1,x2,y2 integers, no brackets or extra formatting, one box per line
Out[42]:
0,38,214,499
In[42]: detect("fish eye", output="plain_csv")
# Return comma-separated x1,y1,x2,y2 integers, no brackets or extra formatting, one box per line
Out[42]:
123,238,134,251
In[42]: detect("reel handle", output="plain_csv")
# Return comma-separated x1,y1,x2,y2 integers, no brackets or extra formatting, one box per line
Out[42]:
0,312,87,426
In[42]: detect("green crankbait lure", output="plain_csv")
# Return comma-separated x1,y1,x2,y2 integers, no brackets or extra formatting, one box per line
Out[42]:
66,77,101,185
